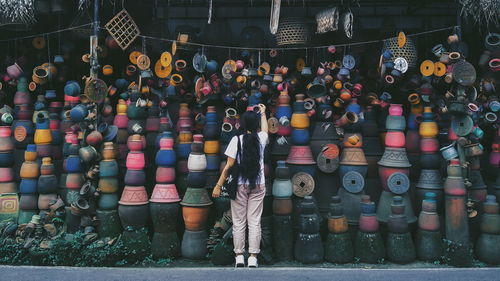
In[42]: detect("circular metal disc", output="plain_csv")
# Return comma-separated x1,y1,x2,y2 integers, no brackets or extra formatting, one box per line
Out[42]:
342,55,356,70
342,171,364,193
129,51,142,65
268,117,279,134
154,60,172,78
193,53,207,73
433,62,446,77
137,54,151,70
451,115,473,136
292,172,315,197
394,57,408,73
420,60,435,76
160,52,172,67
387,172,410,194
453,60,476,86
317,152,339,173
398,31,406,48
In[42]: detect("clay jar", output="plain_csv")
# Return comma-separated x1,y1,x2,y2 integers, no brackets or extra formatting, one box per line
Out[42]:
190,135,204,153
388,104,403,116
291,129,310,145
127,134,146,151
419,107,438,138
102,142,116,160
124,169,146,186
99,160,119,177
156,167,176,183
126,152,145,170
156,138,176,166
0,126,14,152
38,194,57,210
150,202,180,233
291,94,310,129
420,138,439,153
0,168,14,183
187,154,207,172
204,140,220,155
273,197,293,215
385,131,406,148
179,103,191,118
182,206,211,231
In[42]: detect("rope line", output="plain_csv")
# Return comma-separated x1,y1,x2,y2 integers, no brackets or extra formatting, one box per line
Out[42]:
0,23,94,42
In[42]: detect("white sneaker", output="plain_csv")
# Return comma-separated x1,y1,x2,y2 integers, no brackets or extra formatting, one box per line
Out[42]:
235,255,245,268
247,256,258,268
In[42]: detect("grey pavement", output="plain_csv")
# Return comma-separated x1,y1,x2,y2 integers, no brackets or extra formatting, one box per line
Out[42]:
1,266,500,281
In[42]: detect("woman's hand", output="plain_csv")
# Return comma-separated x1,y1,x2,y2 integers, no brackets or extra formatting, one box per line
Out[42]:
212,185,221,198
258,104,266,115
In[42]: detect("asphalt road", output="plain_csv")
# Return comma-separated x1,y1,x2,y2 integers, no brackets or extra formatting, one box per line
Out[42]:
1,266,500,281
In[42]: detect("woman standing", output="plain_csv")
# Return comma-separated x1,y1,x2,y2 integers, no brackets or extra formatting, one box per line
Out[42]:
212,104,268,268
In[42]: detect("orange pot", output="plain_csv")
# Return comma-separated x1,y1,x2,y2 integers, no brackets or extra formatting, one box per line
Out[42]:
204,140,220,155
98,177,119,193
290,113,310,129
328,216,348,233
34,129,52,145
182,206,210,231
20,161,39,179
102,142,116,160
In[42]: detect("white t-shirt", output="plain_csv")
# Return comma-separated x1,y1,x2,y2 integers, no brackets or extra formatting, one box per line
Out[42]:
224,131,268,185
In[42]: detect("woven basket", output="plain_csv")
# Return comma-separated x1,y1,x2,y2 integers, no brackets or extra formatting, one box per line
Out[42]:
275,18,311,46
382,36,418,69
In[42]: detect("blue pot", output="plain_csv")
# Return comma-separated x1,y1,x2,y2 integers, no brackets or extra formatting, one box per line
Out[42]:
64,81,81,97
338,165,368,180
291,129,310,145
166,85,176,96
124,169,146,186
38,175,58,194
51,130,63,145
276,106,292,120
203,122,220,140
100,160,119,177
187,171,207,188
206,154,221,171
176,143,192,159
69,104,88,123
206,60,218,73
115,78,128,90
156,149,177,166
205,113,218,123
0,151,14,166
98,193,119,210
65,155,82,173
19,179,37,194
407,114,419,131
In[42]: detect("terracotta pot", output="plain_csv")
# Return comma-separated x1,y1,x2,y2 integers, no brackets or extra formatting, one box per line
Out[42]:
182,206,211,231
419,121,438,138
65,173,84,189
150,184,181,203
98,193,119,210
99,160,119,177
38,174,58,194
20,194,38,210
336,112,358,128
127,134,146,151
273,197,293,215
0,168,14,182
20,160,39,179
204,140,220,155
0,182,18,194
388,104,403,116
156,167,176,183
156,148,176,167
19,179,37,193
286,146,316,165
405,130,420,154
0,126,14,152
119,185,149,205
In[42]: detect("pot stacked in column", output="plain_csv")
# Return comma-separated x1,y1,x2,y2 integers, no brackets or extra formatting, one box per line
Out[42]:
405,96,423,179
362,106,383,182
34,103,52,161
294,195,323,263
175,104,194,198
272,161,294,261
113,100,129,175
286,94,315,177
385,196,416,264
96,142,122,238
0,125,18,222
475,195,500,265
270,91,292,163
181,134,212,259
325,196,353,263
145,106,161,193
338,128,368,230
64,134,85,233
150,135,181,259
37,157,58,213
203,106,221,193
416,106,443,213
18,144,38,223
354,195,385,263
12,79,34,182
48,102,64,177
377,104,416,226
416,192,442,262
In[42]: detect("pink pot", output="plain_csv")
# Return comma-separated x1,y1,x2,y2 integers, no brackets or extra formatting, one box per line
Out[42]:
126,152,145,170
127,135,146,151
160,137,174,150
14,91,31,106
359,214,379,232
119,185,148,205
150,184,181,203
0,167,14,182
405,130,420,153
7,63,23,79
384,131,406,148
420,137,439,153
388,104,403,116
113,115,129,129
156,167,176,183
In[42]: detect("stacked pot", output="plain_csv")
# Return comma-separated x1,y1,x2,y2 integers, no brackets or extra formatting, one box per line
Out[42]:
113,100,129,166
272,161,294,261
286,94,316,177
416,192,442,262
385,196,416,264
0,125,17,222
18,144,38,223
96,142,122,238
181,134,212,259
48,103,64,176
34,113,52,161
416,106,443,213
150,135,181,258
64,134,84,206
361,106,383,195
12,79,34,181
405,94,422,178
475,195,500,265
377,104,416,226
294,195,324,263
354,195,385,263
145,106,162,193
338,124,367,229
176,108,193,198
37,157,59,212
325,196,353,263
203,106,221,192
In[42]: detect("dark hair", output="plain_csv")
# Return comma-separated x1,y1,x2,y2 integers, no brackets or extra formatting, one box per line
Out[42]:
238,111,261,189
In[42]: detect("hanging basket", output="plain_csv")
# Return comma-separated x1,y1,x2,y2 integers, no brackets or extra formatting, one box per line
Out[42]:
381,36,418,69
275,18,311,46
105,9,140,50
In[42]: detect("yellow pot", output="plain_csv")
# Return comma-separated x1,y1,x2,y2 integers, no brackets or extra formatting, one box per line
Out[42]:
34,129,52,145
103,65,113,76
20,161,39,179
419,121,438,138
204,140,220,155
178,131,193,143
290,113,310,129
116,100,128,115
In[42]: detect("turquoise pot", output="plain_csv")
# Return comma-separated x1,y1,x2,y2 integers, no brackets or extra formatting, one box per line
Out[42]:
272,179,293,198
98,193,119,210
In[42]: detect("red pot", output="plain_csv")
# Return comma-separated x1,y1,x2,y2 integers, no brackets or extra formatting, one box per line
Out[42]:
113,114,129,129
146,116,160,132
384,131,406,148
126,152,145,170
378,166,410,192
177,159,189,174
127,134,146,151
388,104,403,116
0,167,14,182
286,145,316,165
86,130,103,147
359,214,379,232
66,173,84,189
0,126,14,152
156,167,176,183
277,124,292,137
420,137,439,153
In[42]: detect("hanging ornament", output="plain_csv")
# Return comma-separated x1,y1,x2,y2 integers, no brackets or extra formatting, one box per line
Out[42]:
342,11,354,39
316,7,339,34
105,9,140,50
0,0,36,25
270,0,281,35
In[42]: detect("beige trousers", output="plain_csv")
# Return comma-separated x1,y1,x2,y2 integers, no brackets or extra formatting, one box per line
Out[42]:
231,184,266,255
